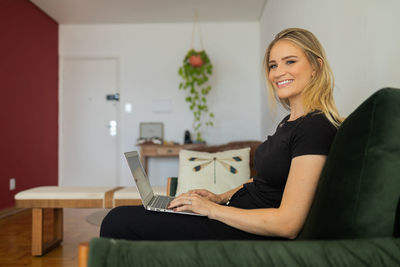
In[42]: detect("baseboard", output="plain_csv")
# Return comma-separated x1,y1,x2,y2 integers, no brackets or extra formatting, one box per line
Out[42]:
0,207,27,219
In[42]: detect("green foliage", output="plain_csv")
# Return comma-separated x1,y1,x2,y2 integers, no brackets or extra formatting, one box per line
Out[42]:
178,49,214,142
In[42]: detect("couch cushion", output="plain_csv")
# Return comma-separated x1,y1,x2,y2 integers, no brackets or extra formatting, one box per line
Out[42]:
394,198,400,237
176,148,251,195
88,237,400,267
299,88,400,240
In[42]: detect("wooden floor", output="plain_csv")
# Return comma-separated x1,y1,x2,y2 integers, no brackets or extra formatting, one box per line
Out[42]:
0,208,102,267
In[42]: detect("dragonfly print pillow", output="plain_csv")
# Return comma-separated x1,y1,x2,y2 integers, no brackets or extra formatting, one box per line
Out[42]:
176,148,251,195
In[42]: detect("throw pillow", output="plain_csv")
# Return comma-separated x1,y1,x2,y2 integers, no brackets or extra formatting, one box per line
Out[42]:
176,148,251,196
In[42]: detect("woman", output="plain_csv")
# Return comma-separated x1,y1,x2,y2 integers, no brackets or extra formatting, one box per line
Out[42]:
100,28,343,240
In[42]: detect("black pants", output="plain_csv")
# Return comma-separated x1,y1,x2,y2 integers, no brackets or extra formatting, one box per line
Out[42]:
100,188,278,241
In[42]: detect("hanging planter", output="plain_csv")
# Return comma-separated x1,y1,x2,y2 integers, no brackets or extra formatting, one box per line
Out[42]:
178,12,214,143
189,53,204,67
178,49,214,143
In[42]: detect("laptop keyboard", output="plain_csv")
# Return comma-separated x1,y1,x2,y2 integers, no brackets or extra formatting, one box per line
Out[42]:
150,196,173,210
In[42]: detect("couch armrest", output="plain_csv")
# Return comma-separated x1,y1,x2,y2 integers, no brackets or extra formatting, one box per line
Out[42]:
88,237,400,267
166,177,178,197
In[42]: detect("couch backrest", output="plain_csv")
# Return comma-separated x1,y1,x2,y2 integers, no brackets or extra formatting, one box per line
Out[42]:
298,88,400,240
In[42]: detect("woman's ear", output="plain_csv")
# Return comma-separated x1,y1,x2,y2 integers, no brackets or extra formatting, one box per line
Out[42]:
317,58,323,67
312,58,323,77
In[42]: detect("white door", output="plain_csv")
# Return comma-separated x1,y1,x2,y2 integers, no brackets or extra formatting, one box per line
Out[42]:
60,58,119,186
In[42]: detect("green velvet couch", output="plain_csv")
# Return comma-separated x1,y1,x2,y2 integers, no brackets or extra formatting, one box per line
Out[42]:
88,88,400,267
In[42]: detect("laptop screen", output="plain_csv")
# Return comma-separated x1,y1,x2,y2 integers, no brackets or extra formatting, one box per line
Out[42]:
124,151,154,206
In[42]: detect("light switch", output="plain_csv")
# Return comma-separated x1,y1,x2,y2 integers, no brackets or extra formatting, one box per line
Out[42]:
125,103,132,113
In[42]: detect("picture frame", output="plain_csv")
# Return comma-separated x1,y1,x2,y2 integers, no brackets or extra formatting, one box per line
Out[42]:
139,122,164,140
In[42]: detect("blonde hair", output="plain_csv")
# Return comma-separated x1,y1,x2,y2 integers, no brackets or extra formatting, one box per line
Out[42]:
264,28,343,127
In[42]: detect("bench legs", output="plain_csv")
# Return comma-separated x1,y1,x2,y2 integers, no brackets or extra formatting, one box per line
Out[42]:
78,242,90,267
32,208,63,256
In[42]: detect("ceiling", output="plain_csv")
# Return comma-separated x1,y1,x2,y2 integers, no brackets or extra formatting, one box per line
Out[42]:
30,0,267,24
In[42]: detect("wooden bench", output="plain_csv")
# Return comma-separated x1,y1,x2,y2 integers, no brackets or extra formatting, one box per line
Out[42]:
14,186,167,256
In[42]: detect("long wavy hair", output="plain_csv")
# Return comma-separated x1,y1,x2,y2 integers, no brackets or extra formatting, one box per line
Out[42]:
264,28,343,127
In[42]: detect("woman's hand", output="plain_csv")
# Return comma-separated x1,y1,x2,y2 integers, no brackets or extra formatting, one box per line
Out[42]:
168,192,220,217
186,189,225,204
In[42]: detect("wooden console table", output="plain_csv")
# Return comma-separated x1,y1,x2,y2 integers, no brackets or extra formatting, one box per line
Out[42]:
139,144,204,173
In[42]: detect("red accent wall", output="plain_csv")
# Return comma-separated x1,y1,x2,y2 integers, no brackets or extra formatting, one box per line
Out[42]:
0,0,58,210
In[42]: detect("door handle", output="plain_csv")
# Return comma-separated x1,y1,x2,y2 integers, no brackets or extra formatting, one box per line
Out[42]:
106,93,119,101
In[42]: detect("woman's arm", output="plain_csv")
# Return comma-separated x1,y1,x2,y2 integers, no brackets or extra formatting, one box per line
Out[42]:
170,155,326,239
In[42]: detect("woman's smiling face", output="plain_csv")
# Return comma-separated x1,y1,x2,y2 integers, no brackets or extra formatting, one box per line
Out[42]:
268,40,316,103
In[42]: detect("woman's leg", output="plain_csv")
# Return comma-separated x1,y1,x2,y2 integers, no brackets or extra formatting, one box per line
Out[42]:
100,205,271,241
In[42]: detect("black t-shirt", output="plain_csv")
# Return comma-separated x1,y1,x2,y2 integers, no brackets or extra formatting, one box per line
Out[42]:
243,111,337,208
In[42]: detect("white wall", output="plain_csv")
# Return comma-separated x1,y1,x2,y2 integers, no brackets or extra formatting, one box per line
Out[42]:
259,0,400,136
59,22,261,186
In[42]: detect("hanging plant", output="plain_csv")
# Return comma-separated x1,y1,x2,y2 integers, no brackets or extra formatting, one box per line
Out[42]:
178,49,214,142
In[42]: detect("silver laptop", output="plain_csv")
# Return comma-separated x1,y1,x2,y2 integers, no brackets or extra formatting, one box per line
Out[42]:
124,151,203,216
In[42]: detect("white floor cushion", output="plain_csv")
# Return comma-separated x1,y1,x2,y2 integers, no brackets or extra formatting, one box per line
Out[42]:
14,186,116,200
